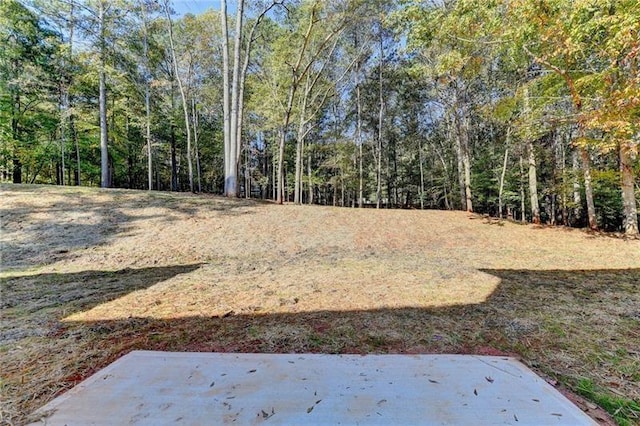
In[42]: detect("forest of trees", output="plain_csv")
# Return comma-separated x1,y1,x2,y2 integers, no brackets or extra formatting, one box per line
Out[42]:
1,0,638,235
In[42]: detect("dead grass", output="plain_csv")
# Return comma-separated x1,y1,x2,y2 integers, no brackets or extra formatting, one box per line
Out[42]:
1,184,639,425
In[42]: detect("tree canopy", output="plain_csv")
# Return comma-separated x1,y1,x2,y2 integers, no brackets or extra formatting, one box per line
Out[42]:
1,0,638,235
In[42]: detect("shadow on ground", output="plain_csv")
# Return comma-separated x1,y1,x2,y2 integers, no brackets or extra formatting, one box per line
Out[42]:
0,264,202,342
0,184,258,269
1,266,638,425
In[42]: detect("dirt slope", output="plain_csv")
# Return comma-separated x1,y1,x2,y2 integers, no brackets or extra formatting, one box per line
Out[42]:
1,184,639,425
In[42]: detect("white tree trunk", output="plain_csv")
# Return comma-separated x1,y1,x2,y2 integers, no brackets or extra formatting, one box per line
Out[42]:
498,128,510,219
192,98,202,193
620,142,638,236
220,0,232,195
523,87,539,223
98,1,109,188
164,1,193,192
460,114,473,213
142,1,152,190
376,29,383,209
357,75,363,208
228,0,244,197
580,147,597,230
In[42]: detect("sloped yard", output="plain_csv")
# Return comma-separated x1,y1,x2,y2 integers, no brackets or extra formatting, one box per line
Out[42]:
1,184,639,425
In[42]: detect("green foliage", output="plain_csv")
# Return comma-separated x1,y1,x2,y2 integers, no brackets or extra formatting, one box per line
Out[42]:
592,169,625,232
577,378,640,425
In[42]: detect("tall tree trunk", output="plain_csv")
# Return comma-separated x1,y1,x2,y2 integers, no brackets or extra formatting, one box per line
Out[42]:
228,0,245,197
98,1,109,188
294,78,310,205
233,1,276,197
67,1,80,186
559,130,568,225
192,98,202,193
272,147,276,201
519,155,526,223
498,128,510,219
142,0,152,191
59,88,67,186
376,29,383,209
357,83,363,208
450,112,466,211
460,114,473,212
164,1,193,193
418,138,425,210
523,47,596,229
72,114,80,185
308,149,313,204
170,83,178,191
527,140,540,224
524,87,540,223
277,126,287,203
220,0,232,195
274,5,342,204
571,149,581,225
126,113,133,188
620,142,638,236
579,147,597,230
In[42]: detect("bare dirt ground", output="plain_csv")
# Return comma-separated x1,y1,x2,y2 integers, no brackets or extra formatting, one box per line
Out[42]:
1,184,639,425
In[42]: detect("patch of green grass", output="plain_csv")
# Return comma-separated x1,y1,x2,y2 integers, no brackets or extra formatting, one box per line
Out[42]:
542,320,567,338
246,325,260,338
577,378,640,426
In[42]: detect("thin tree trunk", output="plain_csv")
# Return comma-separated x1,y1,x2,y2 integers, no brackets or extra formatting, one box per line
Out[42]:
170,81,178,191
450,111,466,211
524,47,597,230
572,149,581,225
245,144,250,198
192,98,202,193
341,169,345,207
98,1,109,188
308,149,313,204
228,0,244,197
272,148,276,201
236,1,275,196
220,0,232,195
142,1,152,190
523,87,540,224
461,114,473,212
68,2,80,186
376,29,383,209
434,145,451,210
60,88,66,186
72,114,80,185
277,127,287,203
528,140,540,224
275,5,340,203
164,2,193,193
418,138,425,210
357,97,363,208
559,131,568,225
519,155,526,223
579,147,597,230
620,142,639,236
294,78,310,205
498,127,510,219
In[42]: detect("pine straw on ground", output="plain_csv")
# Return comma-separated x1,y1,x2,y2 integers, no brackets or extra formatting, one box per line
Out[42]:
1,184,639,425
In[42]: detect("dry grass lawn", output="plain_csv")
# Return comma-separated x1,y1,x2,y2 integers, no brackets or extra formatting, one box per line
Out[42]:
1,184,639,425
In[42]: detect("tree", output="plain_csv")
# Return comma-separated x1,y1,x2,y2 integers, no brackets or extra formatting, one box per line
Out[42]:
0,0,61,184
163,0,193,192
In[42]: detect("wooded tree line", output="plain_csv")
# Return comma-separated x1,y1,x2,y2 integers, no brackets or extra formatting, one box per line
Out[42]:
1,0,638,235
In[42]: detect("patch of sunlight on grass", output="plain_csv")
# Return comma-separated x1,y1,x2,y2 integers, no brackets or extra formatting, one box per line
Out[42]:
62,264,501,322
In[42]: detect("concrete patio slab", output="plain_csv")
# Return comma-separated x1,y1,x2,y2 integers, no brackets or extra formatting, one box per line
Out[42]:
29,351,596,425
